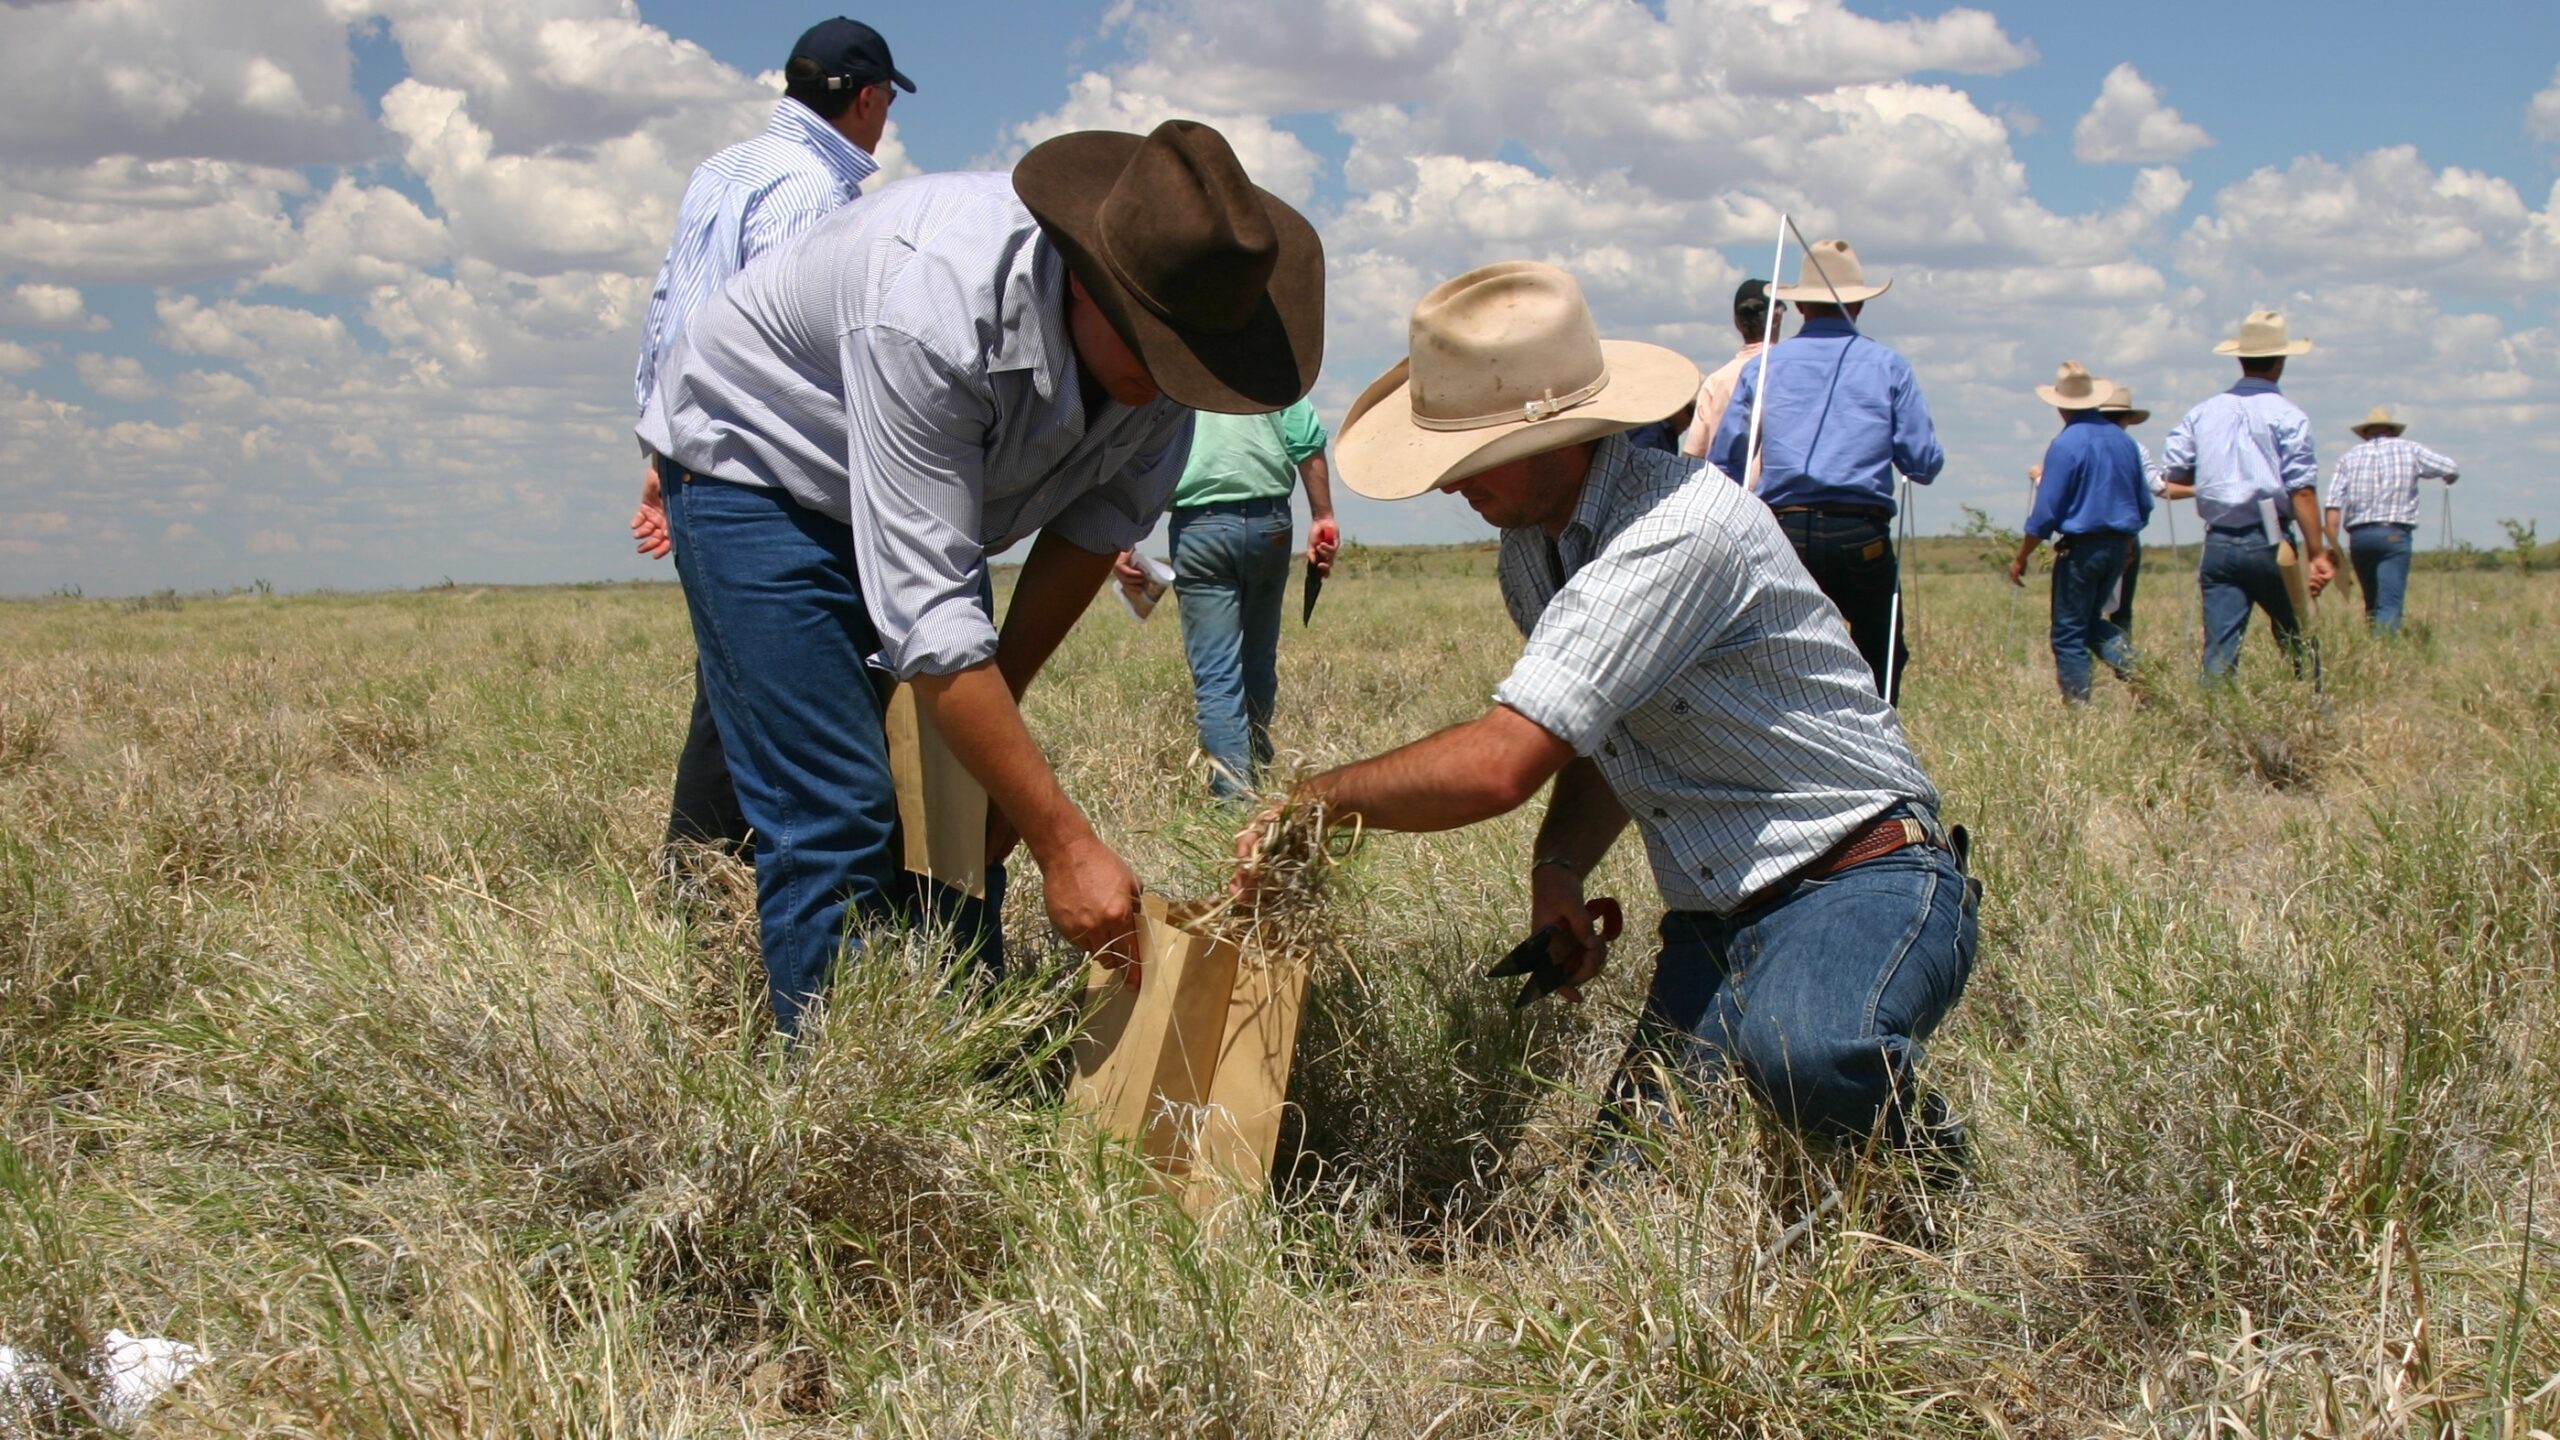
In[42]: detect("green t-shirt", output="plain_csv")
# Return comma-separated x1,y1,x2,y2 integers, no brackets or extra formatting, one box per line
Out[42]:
1170,398,1327,508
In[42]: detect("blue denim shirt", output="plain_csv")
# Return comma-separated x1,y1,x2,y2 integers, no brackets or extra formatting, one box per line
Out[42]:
2025,411,2151,539
1705,316,1944,513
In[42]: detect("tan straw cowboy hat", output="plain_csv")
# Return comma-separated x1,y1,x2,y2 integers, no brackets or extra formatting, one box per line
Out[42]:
1336,262,1700,501
1014,120,1324,413
1769,238,1890,305
2036,361,2113,410
2212,308,2313,357
2350,405,2407,438
2099,383,2149,425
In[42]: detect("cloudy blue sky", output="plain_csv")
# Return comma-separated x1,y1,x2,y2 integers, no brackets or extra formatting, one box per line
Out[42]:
3,0,2556,595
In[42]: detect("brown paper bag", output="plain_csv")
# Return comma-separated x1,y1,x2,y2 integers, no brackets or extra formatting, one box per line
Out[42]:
1067,895,1311,1207
884,684,987,900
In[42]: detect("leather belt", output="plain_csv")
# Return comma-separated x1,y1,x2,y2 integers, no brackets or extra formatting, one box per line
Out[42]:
1742,810,1946,911
1771,503,1891,522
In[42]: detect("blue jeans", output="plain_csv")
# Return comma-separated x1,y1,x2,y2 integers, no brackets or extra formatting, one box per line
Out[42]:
1171,499,1293,800
2049,532,2139,702
2198,529,2303,678
1773,509,1904,700
666,469,1002,1033
1603,827,1978,1150
2348,523,2413,633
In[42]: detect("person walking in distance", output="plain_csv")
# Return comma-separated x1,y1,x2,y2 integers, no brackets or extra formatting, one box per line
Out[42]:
630,18,914,876
2157,310,2337,678
1706,241,1944,700
2005,364,2150,703
2324,406,2457,635
1117,400,1339,800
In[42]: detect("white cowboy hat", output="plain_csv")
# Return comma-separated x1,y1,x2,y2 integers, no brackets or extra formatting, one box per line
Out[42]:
2213,309,2314,357
2098,383,2150,425
1768,238,1890,305
2036,361,2113,411
1335,262,1700,501
2350,404,2406,438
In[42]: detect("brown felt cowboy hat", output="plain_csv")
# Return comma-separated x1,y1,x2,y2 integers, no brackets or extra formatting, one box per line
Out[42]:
2098,383,2150,425
2213,309,2313,357
1769,238,1890,305
2350,405,2407,438
1335,261,1700,501
2036,361,2113,410
1014,120,1323,414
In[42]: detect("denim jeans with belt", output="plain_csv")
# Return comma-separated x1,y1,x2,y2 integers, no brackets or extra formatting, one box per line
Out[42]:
666,467,1003,1033
1603,819,1978,1151
1772,508,1903,700
1170,497,1294,800
2347,522,2414,633
2199,528,2303,678
2049,531,2138,702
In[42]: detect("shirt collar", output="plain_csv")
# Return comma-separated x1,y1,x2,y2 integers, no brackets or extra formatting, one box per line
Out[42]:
769,99,879,192
2228,377,2282,396
1797,315,1861,338
1557,435,1634,564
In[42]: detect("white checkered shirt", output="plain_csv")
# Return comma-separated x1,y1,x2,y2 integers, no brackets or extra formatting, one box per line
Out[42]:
2328,435,2458,528
1492,436,1940,914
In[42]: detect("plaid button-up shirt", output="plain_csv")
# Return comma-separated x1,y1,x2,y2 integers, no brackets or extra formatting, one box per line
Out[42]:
1491,436,1939,914
2327,435,2459,528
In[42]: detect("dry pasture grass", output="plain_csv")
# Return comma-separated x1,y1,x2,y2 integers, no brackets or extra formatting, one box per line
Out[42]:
0,551,2554,1437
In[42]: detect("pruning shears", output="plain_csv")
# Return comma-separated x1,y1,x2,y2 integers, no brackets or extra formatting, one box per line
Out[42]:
1486,897,1624,1008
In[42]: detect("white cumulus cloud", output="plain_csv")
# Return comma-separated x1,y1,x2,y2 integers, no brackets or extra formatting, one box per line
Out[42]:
2073,64,2213,164
0,283,105,331
74,353,161,401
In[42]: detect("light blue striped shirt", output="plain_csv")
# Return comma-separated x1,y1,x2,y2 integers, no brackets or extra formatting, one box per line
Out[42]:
2160,379,2317,534
637,173,1196,680
631,100,877,414
1493,436,1939,913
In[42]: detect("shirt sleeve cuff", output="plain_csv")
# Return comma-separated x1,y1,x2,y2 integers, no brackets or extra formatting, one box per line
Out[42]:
1492,656,1610,756
883,603,1001,680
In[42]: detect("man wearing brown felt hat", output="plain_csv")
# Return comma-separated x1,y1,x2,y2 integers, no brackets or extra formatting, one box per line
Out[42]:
1242,261,1976,1172
639,120,1322,1033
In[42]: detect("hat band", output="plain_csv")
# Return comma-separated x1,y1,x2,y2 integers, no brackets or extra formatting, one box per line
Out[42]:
1412,370,1611,432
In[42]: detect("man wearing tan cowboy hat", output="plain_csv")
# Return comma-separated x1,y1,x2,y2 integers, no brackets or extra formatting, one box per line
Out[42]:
2159,309,2336,677
1704,239,1944,700
1247,261,1976,1167
640,120,1323,1032
2325,406,2458,634
2005,363,2151,703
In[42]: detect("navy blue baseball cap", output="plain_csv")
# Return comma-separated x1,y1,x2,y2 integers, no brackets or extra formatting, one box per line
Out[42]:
790,18,915,94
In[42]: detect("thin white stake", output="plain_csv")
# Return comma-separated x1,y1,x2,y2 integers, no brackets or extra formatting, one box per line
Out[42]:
1740,212,1789,493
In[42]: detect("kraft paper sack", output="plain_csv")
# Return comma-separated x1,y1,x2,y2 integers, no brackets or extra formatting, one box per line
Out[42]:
884,684,987,900
1068,894,1310,1206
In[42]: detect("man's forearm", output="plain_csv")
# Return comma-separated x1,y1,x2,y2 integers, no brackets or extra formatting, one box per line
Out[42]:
910,662,1092,864
1533,757,1630,875
1302,705,1574,834
995,531,1117,698
2290,489,2329,558
1299,454,1335,521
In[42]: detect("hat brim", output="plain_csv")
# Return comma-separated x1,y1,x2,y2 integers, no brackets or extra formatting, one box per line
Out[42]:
2212,337,2314,357
2101,407,2151,425
2351,423,2405,437
1013,130,1323,415
1334,340,1703,502
1769,276,1889,305
2038,384,2112,410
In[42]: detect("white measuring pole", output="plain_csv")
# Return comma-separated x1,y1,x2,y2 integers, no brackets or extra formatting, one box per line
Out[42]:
1739,212,1789,493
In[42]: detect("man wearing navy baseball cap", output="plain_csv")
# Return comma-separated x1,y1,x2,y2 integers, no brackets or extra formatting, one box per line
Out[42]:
631,18,917,886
